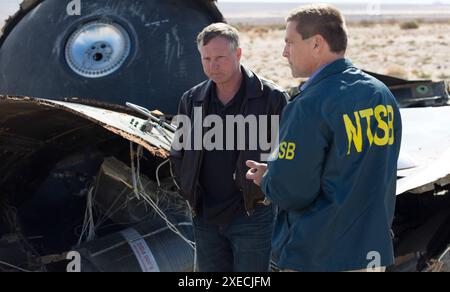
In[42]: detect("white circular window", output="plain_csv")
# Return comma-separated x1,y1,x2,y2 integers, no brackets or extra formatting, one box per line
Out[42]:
65,21,131,78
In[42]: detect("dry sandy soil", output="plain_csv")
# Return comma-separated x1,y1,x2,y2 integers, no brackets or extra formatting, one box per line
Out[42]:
237,21,450,90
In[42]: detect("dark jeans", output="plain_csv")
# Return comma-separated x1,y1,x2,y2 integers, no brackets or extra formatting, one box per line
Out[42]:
193,204,275,272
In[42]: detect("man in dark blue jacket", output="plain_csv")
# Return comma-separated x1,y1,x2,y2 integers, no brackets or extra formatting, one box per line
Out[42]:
246,4,402,272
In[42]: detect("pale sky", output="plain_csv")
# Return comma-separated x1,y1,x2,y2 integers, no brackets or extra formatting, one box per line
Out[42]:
219,0,450,4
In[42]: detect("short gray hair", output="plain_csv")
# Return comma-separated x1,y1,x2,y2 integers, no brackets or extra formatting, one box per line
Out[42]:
197,23,240,51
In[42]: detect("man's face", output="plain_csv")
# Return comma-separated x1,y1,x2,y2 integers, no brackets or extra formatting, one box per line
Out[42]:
283,21,316,78
199,37,242,85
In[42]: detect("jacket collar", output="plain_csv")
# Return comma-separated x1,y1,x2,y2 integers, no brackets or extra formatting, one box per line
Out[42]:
304,58,355,91
195,65,264,103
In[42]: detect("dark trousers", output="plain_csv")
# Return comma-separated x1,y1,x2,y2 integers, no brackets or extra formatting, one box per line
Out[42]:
193,204,275,272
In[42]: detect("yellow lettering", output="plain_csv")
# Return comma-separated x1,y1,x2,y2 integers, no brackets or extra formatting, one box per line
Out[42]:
387,105,395,145
343,112,363,155
374,105,389,146
285,143,296,160
278,142,287,159
359,108,375,146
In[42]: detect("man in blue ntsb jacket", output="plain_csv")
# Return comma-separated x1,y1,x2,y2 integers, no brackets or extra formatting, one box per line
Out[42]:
246,4,402,272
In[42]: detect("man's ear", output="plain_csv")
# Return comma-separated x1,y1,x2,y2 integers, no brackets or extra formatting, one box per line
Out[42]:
236,47,242,61
313,35,324,50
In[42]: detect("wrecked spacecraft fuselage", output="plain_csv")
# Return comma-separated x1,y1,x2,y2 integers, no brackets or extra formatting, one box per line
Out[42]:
1,95,449,272
0,0,224,115
0,0,449,272
0,0,225,271
0,95,195,272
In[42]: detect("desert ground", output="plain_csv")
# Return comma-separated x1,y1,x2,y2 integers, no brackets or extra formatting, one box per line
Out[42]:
236,21,450,90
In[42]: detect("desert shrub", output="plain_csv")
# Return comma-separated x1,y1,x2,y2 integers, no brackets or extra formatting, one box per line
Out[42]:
400,21,419,30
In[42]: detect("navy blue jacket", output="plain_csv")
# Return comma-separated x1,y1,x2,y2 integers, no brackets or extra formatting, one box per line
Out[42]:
262,59,402,272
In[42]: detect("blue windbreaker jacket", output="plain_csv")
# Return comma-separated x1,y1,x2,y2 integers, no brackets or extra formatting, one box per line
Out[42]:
262,59,402,272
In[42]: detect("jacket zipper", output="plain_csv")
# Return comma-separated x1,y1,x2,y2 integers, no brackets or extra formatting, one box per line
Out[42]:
192,98,208,218
238,97,252,217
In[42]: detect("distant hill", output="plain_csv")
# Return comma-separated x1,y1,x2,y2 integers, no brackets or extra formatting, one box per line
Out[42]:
1,1,450,27
217,2,450,24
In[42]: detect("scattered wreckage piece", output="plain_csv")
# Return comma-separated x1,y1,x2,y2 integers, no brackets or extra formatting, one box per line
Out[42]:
435,247,450,272
75,157,193,272
397,107,450,194
1,95,173,156
75,219,194,272
365,71,449,108
391,106,450,272
0,95,193,272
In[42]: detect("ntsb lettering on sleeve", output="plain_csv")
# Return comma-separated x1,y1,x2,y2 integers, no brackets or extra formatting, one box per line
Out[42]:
278,141,297,160
343,104,395,155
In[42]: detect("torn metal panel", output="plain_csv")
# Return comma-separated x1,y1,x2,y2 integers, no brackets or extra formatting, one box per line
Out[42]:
42,98,174,156
397,106,450,194
0,96,173,158
0,94,173,211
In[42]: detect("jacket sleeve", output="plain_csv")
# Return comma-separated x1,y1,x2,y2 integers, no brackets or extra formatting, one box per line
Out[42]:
170,92,190,186
261,99,329,212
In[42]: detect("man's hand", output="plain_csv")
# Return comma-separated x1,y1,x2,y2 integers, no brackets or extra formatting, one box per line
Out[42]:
246,160,268,186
